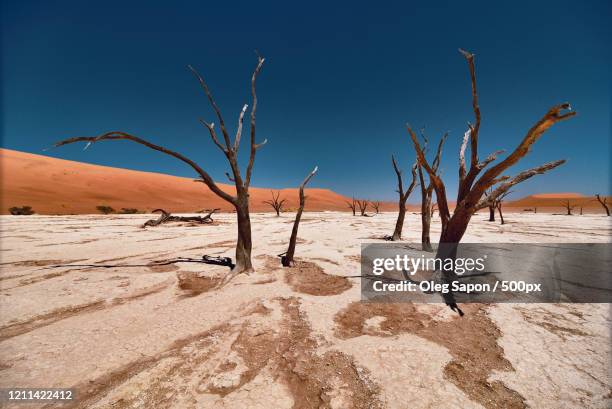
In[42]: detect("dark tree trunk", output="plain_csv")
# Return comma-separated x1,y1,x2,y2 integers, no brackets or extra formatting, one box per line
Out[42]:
497,203,505,224
421,191,433,251
390,156,417,241
283,209,302,266
282,167,317,267
392,205,406,241
234,200,253,272
595,194,610,216
488,205,495,221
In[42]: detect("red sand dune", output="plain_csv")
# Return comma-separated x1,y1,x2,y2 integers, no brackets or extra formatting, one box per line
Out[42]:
2,149,607,215
1,149,398,214
506,193,609,213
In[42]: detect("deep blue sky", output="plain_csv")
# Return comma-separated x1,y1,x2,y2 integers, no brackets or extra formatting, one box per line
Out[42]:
2,0,610,201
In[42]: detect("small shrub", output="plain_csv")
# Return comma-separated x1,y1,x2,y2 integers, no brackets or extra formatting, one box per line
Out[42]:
9,206,35,215
96,205,115,214
120,208,139,214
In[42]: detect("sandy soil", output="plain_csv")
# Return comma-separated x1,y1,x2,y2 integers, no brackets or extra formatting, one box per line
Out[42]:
0,212,610,408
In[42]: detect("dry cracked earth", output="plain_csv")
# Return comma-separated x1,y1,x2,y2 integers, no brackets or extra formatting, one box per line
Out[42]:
0,212,610,408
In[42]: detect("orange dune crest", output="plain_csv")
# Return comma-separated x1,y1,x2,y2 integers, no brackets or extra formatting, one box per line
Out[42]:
1,149,399,214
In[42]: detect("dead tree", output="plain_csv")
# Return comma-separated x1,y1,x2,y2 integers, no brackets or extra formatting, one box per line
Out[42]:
485,188,496,221
53,54,267,278
431,203,437,217
416,131,446,251
595,194,610,216
493,190,512,225
9,206,35,215
389,156,418,241
409,49,573,314
371,201,381,214
281,167,318,266
142,208,218,228
264,190,287,216
561,200,575,215
356,200,369,216
346,197,357,216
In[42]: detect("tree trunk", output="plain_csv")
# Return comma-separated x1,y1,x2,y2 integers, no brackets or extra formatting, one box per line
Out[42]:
421,192,433,251
282,167,317,266
497,204,505,224
234,201,253,272
283,209,302,266
488,205,495,221
392,205,406,241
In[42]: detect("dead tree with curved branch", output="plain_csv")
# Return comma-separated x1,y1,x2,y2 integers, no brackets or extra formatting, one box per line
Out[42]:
264,190,286,216
417,131,446,251
371,201,381,214
346,197,357,216
485,188,496,221
408,49,574,314
389,156,418,241
53,54,267,279
491,190,512,225
356,200,370,217
281,167,318,266
561,199,576,215
595,194,610,216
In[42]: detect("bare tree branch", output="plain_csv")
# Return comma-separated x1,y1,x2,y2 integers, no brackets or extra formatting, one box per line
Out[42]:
475,160,566,210
188,65,232,148
233,104,248,152
198,120,227,153
245,54,266,189
53,132,236,204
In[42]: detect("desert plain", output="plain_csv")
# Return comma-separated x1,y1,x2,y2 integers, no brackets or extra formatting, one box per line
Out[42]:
0,210,610,409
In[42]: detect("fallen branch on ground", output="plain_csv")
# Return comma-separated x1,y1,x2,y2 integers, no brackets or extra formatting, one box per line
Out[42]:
142,208,219,228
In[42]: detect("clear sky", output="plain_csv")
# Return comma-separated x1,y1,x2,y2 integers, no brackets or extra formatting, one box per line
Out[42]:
2,0,610,201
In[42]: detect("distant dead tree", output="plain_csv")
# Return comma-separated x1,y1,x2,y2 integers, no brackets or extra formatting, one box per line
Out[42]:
346,197,357,216
416,130,446,251
371,201,381,214
561,200,576,215
53,54,267,278
96,205,115,214
281,167,318,266
9,206,35,215
485,188,496,221
409,49,573,314
534,207,537,214
142,208,218,228
120,208,139,214
389,156,418,241
356,199,369,216
595,194,610,216
264,190,287,216
495,190,512,225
